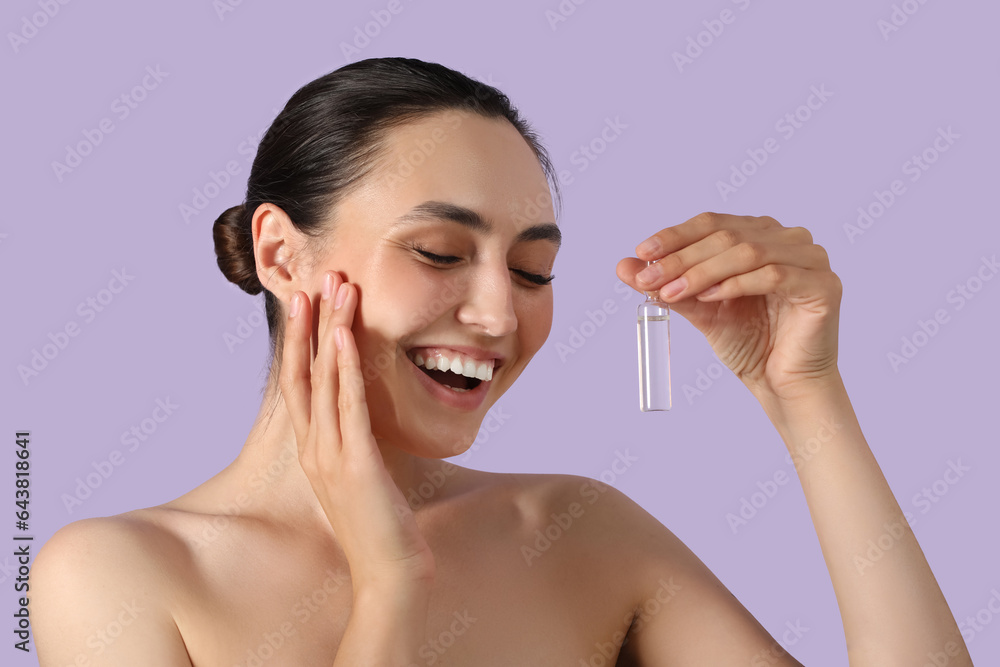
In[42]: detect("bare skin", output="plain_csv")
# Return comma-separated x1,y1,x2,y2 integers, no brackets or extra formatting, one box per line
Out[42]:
31,111,972,666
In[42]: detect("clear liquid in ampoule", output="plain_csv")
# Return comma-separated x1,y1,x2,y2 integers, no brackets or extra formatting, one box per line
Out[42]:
637,289,672,412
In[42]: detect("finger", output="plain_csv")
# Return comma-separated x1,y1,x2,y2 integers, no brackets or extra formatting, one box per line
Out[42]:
635,212,779,261
278,291,313,452
619,235,822,299
331,284,378,460
310,271,345,456
652,240,831,302
691,263,842,306
634,225,814,290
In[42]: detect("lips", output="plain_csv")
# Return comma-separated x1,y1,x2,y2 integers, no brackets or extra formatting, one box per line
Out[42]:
405,347,494,410
407,349,494,384
406,345,505,366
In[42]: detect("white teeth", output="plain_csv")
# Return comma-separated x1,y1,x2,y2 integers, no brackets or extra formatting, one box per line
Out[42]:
409,349,495,382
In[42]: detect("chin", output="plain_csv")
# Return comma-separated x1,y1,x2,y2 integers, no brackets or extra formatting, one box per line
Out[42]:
370,408,482,456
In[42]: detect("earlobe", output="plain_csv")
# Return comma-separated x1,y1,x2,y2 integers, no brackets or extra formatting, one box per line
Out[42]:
251,203,304,301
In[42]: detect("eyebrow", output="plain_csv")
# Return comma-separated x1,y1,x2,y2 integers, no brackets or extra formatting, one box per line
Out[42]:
392,200,561,250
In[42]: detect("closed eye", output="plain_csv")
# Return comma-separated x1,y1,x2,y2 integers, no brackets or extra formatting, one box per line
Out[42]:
412,246,554,286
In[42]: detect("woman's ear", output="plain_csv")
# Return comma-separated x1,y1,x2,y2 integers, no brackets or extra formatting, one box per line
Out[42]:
251,203,309,302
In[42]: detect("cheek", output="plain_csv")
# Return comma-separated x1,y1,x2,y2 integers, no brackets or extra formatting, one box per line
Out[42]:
353,269,450,359
517,293,553,350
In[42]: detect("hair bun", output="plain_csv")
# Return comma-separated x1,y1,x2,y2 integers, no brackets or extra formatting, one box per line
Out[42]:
213,204,263,295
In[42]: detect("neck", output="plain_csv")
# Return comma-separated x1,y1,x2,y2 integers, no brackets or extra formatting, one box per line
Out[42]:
226,376,448,530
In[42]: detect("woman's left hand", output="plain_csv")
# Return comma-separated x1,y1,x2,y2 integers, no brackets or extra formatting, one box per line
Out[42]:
616,212,843,404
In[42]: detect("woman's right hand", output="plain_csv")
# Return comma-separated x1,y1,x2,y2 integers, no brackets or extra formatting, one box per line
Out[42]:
279,270,435,591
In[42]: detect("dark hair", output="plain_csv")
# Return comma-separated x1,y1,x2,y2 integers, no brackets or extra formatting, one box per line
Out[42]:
213,57,561,374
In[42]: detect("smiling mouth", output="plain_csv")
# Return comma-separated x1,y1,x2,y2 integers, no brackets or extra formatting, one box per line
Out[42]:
406,349,494,393
419,366,481,391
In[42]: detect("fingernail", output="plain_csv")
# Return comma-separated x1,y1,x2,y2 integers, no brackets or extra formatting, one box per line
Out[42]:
637,237,661,256
334,283,348,310
662,276,687,298
322,272,334,300
637,264,660,285
699,284,720,298
289,293,301,318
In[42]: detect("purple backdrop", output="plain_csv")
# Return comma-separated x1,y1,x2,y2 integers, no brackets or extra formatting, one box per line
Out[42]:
4,1,999,664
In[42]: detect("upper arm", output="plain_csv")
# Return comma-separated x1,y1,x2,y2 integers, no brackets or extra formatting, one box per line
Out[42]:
578,479,805,667
30,518,194,666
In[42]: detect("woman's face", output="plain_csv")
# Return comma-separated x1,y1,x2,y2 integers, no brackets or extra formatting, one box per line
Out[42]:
310,110,560,457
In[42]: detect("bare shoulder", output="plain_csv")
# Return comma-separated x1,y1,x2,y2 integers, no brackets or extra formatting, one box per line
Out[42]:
33,509,195,586
497,469,669,556
479,469,661,579
494,470,803,665
31,510,194,666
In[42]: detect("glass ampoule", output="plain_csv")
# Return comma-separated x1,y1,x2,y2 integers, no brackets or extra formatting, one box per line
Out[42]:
637,261,672,411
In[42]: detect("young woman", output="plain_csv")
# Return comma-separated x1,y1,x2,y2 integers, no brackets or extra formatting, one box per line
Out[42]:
31,57,972,666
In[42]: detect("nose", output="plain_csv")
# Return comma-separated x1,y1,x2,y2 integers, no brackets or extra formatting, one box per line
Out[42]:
456,264,518,337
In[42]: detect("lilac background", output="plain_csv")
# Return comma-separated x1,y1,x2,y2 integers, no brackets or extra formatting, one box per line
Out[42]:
4,0,999,664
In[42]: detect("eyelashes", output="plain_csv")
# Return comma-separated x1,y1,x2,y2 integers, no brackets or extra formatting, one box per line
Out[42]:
409,245,555,286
